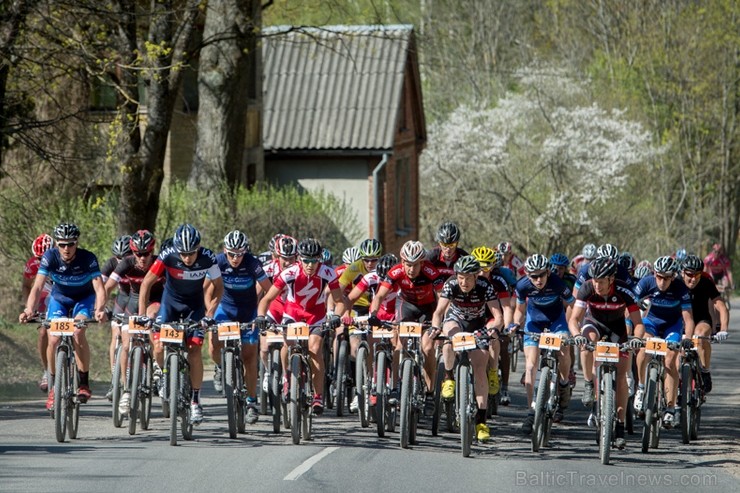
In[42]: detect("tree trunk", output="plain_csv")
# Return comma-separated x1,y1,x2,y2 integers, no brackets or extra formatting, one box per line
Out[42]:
188,0,260,190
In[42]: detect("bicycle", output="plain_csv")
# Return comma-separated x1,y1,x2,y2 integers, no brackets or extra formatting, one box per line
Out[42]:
323,326,336,412
113,314,154,435
348,316,372,428
152,319,202,446
679,334,724,444
397,321,429,449
110,321,125,428
509,329,522,372
637,337,681,453
262,325,289,433
40,317,96,443
529,330,573,452
207,320,248,438
329,326,354,417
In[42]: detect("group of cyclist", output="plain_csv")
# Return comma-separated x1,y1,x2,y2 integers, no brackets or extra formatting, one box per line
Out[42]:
19,220,733,452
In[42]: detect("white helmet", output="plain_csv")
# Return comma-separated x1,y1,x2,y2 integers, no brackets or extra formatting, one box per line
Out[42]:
400,240,425,263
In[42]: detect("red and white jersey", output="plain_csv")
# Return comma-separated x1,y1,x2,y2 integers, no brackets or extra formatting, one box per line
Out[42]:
506,254,526,278
274,263,340,324
704,253,731,276
381,261,443,306
24,256,52,298
356,271,397,320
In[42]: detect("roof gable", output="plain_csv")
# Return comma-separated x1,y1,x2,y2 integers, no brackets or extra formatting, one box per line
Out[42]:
262,25,415,151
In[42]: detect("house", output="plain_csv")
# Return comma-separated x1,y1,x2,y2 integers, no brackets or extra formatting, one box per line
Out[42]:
165,24,427,253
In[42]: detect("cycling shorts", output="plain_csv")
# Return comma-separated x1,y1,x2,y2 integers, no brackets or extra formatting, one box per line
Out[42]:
155,299,205,347
47,293,95,321
643,317,682,343
214,304,258,345
442,314,486,333
395,298,435,323
581,316,628,344
523,313,568,347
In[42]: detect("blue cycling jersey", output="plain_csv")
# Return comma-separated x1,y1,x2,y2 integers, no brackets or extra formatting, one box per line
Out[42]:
38,248,101,304
634,274,692,327
216,252,267,313
495,267,517,290
574,262,636,293
515,274,574,326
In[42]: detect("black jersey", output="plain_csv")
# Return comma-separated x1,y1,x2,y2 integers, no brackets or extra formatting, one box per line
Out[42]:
440,276,498,321
575,279,638,332
686,274,721,324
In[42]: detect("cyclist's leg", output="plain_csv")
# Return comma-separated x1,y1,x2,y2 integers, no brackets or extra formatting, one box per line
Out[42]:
616,353,631,422
120,325,131,387
636,318,659,386
470,348,489,409
442,319,461,378
552,314,571,383
522,323,541,407
37,324,49,375
694,320,713,369
71,294,95,372
662,324,682,408
308,331,325,396
241,323,260,400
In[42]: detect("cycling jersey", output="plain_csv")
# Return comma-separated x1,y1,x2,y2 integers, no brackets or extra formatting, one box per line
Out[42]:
24,256,51,310
426,246,469,279
704,252,731,277
485,271,511,301
215,252,267,319
381,261,444,306
110,255,164,313
355,271,397,320
264,259,287,323
274,263,339,326
515,274,574,327
440,277,498,324
339,260,371,307
493,267,517,292
685,274,721,325
257,250,273,266
506,254,526,278
634,275,692,328
574,262,636,293
559,272,577,291
39,248,102,305
335,264,348,278
575,279,638,341
150,246,220,305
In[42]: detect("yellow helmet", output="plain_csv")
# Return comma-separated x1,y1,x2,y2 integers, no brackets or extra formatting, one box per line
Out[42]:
471,246,496,267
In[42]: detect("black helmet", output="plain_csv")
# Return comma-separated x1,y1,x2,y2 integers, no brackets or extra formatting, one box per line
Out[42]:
376,254,398,278
454,255,481,274
53,223,80,241
130,230,155,253
112,235,132,258
618,252,635,271
297,238,322,258
436,222,461,244
588,257,617,279
682,254,703,272
359,238,382,258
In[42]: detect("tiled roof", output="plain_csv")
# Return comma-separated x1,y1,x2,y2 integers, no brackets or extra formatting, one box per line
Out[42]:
262,25,414,151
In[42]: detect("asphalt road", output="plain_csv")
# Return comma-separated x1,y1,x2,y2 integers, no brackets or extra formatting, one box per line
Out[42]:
2,303,739,493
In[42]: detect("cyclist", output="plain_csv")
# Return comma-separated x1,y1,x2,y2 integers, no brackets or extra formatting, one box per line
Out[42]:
205,230,272,424
337,246,361,278
511,254,574,432
674,247,688,265
338,238,383,317
255,238,345,415
632,255,695,429
571,243,597,275
368,240,444,416
321,248,334,269
22,234,54,391
574,244,636,296
19,223,108,409
680,254,729,393
551,252,578,388
139,223,224,425
569,257,644,449
426,221,468,279
497,241,526,278
104,230,164,413
618,252,637,281
433,255,504,442
101,235,132,400
257,233,285,267
704,243,734,294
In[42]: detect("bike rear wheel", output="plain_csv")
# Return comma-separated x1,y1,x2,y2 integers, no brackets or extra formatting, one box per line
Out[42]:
356,345,370,428
335,339,348,417
269,348,282,433
532,366,550,452
259,358,268,415
128,347,143,435
141,354,153,430
375,351,387,438
399,359,413,449
458,363,473,458
432,355,445,436
168,354,179,446
302,364,313,442
680,363,691,444
599,372,614,465
641,366,658,453
224,351,238,439
323,335,335,410
68,359,80,439
290,354,301,444
54,350,68,443
510,337,519,372
112,345,124,428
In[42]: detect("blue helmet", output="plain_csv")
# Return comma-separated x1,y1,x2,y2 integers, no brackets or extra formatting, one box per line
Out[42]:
550,253,569,267
173,224,201,253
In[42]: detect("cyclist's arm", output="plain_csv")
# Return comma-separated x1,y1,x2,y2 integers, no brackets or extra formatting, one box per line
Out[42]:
92,276,108,321
328,286,347,316
20,273,48,321
431,296,450,329
712,295,730,332
257,277,272,296
682,308,695,339
512,299,526,327
138,270,159,316
628,309,644,338
21,275,33,305
206,277,223,317
104,275,120,299
257,285,281,317
567,303,585,337
485,299,504,331
369,284,390,314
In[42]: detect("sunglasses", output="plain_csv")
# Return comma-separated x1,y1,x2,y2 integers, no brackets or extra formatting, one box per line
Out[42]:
58,242,77,249
682,270,701,279
363,257,379,263
439,242,457,248
134,252,151,258
655,273,675,281
226,251,245,258
529,272,548,280
301,257,320,264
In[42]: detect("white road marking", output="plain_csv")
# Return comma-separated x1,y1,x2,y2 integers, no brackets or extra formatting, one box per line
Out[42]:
283,446,339,481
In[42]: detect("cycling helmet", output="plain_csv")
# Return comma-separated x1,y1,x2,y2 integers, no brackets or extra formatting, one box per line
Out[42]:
268,233,285,254
321,248,333,264
376,254,398,278
654,255,678,275
276,235,297,257
130,229,155,253
400,240,426,263
454,255,481,274
160,237,174,252
618,252,635,271
550,253,569,267
675,248,687,262
224,230,249,252
359,238,383,258
173,223,201,253
497,241,512,254
112,235,132,258
634,265,652,279
524,254,550,273
636,259,652,271
596,243,619,260
53,223,80,241
581,243,597,260
682,254,704,272
342,246,361,264
436,222,461,244
471,246,496,266
32,234,54,257
588,257,617,279
297,238,322,258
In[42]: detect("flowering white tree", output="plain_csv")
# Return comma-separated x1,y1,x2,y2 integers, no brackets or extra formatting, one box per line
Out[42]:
420,66,664,256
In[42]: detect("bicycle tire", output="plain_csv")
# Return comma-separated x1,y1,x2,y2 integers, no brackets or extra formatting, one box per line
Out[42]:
324,335,335,410
650,372,662,449
181,368,193,441
599,372,614,465
680,363,691,444
236,359,245,434
532,366,550,452
141,354,153,430
691,404,701,441
625,394,635,435
356,345,370,428
269,348,282,433
224,351,237,438
510,340,519,373
302,363,312,442
68,358,80,440
259,358,268,415
290,354,301,444
432,356,445,436
168,353,179,446
399,359,413,449
410,366,420,445
458,363,472,457
376,351,387,438
641,366,658,453
54,349,68,443
335,340,348,417
128,347,143,435
112,345,123,428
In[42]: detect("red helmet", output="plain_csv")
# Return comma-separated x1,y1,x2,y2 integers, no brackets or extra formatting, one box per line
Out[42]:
32,234,54,258
130,229,156,253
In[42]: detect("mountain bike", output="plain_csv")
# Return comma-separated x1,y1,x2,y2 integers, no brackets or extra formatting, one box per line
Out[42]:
348,316,372,428
679,334,724,444
330,327,354,417
529,330,572,452
397,321,429,449
208,320,247,438
323,326,337,412
262,325,288,433
509,329,522,372
110,321,125,428
370,322,398,438
638,337,681,453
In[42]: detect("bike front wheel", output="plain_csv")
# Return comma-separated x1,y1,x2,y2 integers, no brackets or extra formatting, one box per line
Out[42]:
458,364,473,458
141,355,153,430
128,347,143,435
399,359,413,449
112,345,124,428
356,345,370,428
290,354,302,444
375,351,387,438
599,372,614,465
335,340,348,417
224,351,238,439
532,366,551,452
680,362,691,444
54,350,68,443
168,353,179,446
